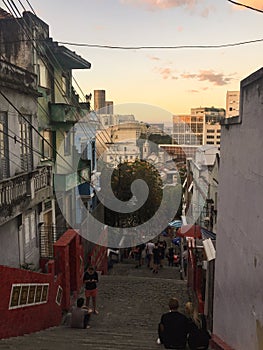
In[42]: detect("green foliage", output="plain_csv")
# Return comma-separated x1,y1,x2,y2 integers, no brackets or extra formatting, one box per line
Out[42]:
103,160,163,227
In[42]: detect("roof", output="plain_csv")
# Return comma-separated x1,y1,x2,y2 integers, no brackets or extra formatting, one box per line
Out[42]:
47,40,91,69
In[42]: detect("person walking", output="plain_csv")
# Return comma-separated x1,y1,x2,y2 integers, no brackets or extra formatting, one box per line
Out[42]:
185,302,211,350
145,240,155,269
167,245,174,267
158,297,189,349
83,265,99,315
152,242,161,274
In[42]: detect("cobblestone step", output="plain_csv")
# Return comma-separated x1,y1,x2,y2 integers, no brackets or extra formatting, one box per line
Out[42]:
0,263,191,350
0,327,161,350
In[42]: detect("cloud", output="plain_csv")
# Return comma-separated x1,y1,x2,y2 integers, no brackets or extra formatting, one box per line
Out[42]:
181,69,234,86
187,89,199,93
148,55,161,61
154,66,178,79
120,0,209,11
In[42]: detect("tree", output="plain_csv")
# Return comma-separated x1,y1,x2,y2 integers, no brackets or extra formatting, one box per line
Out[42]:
102,160,163,228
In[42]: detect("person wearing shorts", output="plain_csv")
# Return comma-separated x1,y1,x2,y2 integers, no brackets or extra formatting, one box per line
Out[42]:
83,265,99,314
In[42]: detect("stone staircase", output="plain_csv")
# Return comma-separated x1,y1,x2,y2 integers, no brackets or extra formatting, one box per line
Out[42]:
0,263,191,350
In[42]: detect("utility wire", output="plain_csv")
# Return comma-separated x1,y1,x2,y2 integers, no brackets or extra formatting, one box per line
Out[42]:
227,0,263,13
57,38,263,50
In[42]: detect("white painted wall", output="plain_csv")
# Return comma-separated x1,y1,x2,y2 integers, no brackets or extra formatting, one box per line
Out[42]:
213,68,263,350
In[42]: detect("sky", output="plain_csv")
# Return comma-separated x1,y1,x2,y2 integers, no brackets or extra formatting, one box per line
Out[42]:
6,0,263,123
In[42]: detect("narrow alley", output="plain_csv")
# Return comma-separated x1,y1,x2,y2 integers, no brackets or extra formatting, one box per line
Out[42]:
0,261,191,350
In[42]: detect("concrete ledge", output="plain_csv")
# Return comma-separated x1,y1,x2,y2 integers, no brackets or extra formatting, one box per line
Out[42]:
210,334,235,350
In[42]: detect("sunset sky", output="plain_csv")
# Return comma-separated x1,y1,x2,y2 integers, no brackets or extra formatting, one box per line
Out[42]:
14,0,263,122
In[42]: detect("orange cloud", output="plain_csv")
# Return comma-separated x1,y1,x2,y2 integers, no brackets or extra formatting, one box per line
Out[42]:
148,55,161,60
120,0,204,11
181,70,234,85
154,66,178,79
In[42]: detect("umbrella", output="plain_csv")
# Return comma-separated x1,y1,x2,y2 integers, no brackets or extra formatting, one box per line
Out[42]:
177,224,202,239
168,220,182,228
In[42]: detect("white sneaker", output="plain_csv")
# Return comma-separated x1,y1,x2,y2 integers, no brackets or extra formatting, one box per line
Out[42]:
156,338,161,345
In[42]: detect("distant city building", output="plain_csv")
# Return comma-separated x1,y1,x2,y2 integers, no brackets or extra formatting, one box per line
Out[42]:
99,114,135,128
204,123,221,146
226,90,240,118
172,107,225,147
94,90,114,115
159,144,199,161
96,121,142,156
148,123,164,134
94,90,106,113
102,142,140,167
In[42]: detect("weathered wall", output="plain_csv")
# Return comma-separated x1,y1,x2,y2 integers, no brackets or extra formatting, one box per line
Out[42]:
213,68,263,350
0,219,20,267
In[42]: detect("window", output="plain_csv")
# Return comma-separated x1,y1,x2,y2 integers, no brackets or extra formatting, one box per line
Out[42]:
19,115,33,172
62,73,70,96
207,130,215,133
0,112,9,179
37,58,49,89
64,131,71,156
41,130,52,159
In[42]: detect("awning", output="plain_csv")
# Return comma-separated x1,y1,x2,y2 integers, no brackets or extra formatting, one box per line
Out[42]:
168,220,182,228
177,224,202,239
201,227,216,240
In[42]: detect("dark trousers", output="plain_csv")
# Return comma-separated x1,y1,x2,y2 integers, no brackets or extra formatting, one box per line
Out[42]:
83,313,90,328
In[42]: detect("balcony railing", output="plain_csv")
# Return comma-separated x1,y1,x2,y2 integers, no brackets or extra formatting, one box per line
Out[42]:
39,225,68,259
0,166,52,218
50,103,81,123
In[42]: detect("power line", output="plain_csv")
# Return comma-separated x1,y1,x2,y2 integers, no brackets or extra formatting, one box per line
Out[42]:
57,38,263,50
227,0,263,13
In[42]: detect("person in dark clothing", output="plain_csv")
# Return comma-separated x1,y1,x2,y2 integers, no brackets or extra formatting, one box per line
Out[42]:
83,265,99,314
158,297,189,349
167,245,174,266
185,302,211,350
152,242,161,273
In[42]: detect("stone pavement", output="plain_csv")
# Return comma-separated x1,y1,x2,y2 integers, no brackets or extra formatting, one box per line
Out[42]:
0,261,197,350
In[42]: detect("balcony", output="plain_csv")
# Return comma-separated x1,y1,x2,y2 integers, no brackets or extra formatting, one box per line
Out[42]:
0,166,52,225
50,103,81,123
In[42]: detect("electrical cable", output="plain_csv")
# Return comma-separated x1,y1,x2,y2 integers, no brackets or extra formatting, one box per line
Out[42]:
57,38,263,50
227,0,263,13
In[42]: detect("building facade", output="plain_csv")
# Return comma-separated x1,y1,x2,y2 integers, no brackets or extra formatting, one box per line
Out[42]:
226,90,240,118
212,68,263,350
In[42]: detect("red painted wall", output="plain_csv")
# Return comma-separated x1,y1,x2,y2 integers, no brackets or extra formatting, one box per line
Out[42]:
211,335,236,350
0,229,84,339
0,264,62,339
53,229,84,310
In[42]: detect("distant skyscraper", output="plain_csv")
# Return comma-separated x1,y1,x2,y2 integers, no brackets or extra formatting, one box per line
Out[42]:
226,91,240,118
105,101,113,114
94,90,106,113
